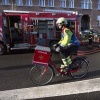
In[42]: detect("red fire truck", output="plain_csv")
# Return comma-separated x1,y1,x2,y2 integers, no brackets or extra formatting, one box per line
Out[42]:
0,10,79,55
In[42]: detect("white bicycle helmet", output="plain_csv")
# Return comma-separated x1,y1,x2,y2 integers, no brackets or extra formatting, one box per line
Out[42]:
56,17,68,25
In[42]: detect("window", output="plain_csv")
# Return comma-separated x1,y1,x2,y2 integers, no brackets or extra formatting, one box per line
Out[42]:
97,16,100,26
16,0,23,6
98,0,100,10
2,0,9,5
39,0,45,7
69,0,74,8
60,0,66,8
26,0,33,6
48,0,54,7
81,0,92,9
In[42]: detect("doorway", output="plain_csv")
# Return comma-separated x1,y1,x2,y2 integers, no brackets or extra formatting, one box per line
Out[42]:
81,15,90,31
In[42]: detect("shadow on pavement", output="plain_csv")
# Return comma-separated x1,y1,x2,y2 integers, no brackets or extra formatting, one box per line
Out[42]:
49,69,100,85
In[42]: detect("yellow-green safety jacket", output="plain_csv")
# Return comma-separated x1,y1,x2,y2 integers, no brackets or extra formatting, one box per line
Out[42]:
58,27,73,47
58,27,80,47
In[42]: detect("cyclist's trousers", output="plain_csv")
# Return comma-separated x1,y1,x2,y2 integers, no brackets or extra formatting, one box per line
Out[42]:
60,44,79,66
88,35,93,45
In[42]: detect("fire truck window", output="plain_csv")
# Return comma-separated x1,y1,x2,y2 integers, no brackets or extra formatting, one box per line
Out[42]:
30,19,38,34
38,20,47,34
47,20,54,38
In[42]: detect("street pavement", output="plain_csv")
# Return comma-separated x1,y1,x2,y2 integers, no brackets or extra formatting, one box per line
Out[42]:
0,48,100,100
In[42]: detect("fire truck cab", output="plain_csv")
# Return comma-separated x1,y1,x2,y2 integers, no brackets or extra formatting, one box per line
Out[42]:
0,10,79,55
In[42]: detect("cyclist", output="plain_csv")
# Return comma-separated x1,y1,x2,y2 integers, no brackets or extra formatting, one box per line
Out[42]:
53,17,80,72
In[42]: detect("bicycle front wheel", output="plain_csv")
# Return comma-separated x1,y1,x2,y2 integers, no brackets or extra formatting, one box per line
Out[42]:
30,64,53,85
70,58,89,79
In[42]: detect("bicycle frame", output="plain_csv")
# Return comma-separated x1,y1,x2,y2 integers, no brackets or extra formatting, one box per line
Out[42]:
49,58,61,73
48,54,81,75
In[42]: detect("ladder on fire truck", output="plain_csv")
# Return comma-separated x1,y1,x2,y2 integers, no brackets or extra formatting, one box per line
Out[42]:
43,9,78,14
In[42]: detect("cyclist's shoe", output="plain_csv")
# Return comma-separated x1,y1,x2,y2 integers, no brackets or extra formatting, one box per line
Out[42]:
56,65,68,76
60,65,69,73
56,73,62,77
60,68,67,72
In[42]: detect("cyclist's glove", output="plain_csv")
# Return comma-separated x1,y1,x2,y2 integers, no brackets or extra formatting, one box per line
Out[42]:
53,43,59,48
55,46,60,52
53,43,64,52
53,43,59,50
55,45,64,52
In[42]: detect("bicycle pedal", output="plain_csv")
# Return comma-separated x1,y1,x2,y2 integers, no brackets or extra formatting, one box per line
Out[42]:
60,68,67,72
61,74,64,77
56,73,64,77
56,73,62,77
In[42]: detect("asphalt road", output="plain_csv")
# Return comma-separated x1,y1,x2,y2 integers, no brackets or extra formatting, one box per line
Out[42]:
0,51,100,100
0,50,100,92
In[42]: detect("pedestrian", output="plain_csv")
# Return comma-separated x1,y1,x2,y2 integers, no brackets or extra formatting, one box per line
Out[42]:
98,32,100,47
53,17,80,73
88,28,94,48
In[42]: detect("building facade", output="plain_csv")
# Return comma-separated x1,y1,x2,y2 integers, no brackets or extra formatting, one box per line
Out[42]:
0,0,100,32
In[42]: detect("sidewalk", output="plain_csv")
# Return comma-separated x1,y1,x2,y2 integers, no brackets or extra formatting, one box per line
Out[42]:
0,78,100,100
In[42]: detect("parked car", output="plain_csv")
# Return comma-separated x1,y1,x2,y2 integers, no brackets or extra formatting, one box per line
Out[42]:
79,30,90,39
79,29,99,39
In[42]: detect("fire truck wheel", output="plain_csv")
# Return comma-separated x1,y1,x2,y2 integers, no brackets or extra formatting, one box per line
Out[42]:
49,41,58,53
0,43,6,55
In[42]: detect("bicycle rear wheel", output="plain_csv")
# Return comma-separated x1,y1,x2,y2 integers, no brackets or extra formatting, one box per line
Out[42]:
70,58,89,79
30,64,53,85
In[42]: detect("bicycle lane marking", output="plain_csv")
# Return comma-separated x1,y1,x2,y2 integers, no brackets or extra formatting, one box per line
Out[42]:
0,77,100,100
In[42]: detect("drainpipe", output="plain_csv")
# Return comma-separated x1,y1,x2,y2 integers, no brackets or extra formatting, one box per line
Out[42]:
11,0,14,10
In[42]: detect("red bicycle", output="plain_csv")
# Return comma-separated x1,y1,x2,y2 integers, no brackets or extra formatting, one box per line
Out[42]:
30,45,89,85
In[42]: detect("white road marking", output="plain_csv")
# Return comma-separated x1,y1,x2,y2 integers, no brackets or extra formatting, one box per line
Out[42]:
0,78,100,100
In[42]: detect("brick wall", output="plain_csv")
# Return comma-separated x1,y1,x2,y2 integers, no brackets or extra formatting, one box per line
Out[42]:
0,0,100,31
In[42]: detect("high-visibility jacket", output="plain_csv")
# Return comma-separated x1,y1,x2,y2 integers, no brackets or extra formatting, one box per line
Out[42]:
58,27,80,47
